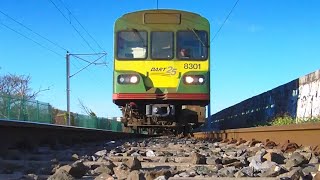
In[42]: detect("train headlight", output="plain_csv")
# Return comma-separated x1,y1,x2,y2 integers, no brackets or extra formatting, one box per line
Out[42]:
185,76,194,84
119,77,125,83
130,76,138,83
183,75,205,85
117,74,140,84
198,77,204,83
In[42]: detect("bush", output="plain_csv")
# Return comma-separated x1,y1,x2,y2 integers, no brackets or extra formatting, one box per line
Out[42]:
270,115,320,126
270,115,295,126
297,117,320,123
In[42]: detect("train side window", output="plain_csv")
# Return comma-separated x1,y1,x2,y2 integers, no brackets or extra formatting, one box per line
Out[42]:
117,31,147,60
177,30,208,60
151,32,173,60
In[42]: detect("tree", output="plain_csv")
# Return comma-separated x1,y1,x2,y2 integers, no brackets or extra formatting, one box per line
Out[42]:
78,99,97,117
0,74,49,119
0,74,47,99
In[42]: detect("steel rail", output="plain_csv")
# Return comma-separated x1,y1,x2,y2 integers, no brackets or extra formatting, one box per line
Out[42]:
193,122,320,147
0,119,149,151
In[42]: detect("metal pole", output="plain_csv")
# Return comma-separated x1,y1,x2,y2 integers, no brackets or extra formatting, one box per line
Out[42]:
65,52,106,126
208,70,211,118
37,100,39,122
66,52,71,126
207,104,211,130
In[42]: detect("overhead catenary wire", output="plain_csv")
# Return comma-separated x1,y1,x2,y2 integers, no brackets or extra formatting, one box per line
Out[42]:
48,0,97,53
70,54,106,78
0,9,106,89
46,0,108,69
0,9,68,52
71,53,108,65
1,3,109,118
0,21,64,58
210,0,240,43
0,9,82,77
68,52,110,88
57,0,105,52
207,0,239,120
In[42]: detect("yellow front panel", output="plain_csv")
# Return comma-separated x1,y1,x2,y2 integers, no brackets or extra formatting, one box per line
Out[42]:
115,60,208,88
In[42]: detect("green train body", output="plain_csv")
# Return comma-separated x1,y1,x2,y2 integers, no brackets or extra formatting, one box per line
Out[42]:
112,9,210,131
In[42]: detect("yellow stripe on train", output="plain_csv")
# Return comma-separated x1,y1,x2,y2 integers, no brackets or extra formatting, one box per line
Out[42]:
115,60,208,87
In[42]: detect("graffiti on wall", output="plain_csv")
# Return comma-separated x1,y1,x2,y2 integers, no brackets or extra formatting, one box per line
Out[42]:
213,70,320,130
297,79,320,119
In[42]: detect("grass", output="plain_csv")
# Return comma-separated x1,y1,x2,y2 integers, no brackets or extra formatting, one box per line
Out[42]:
270,115,320,126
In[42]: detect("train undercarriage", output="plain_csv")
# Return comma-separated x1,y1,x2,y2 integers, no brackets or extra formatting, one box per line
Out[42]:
119,101,206,134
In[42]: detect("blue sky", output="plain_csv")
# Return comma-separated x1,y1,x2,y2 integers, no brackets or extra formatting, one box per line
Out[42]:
0,0,319,118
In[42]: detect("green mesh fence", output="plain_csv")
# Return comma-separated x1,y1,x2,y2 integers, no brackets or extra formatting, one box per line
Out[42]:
74,114,122,131
0,94,52,123
74,114,97,128
111,119,123,132
0,94,123,132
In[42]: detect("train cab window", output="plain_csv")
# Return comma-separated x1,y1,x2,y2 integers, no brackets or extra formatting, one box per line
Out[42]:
177,30,208,60
151,32,173,60
117,31,147,59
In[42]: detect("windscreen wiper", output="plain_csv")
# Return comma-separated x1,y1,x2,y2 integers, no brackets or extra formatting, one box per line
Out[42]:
132,28,146,47
189,28,209,48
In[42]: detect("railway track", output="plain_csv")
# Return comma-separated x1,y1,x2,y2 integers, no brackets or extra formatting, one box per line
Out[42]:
193,122,320,147
1,121,320,179
0,119,149,179
0,119,145,150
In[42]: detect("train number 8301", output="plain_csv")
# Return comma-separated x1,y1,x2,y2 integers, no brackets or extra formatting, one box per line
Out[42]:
184,63,201,69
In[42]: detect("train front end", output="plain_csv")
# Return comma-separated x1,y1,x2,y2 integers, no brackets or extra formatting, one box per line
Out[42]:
113,10,210,131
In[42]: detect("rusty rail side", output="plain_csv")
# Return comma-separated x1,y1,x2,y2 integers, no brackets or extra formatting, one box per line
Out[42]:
193,122,320,147
0,119,148,151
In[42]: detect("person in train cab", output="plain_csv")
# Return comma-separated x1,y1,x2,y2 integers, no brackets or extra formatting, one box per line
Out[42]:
179,48,190,58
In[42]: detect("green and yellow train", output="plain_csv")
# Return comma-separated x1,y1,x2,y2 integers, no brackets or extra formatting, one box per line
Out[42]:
113,9,210,133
